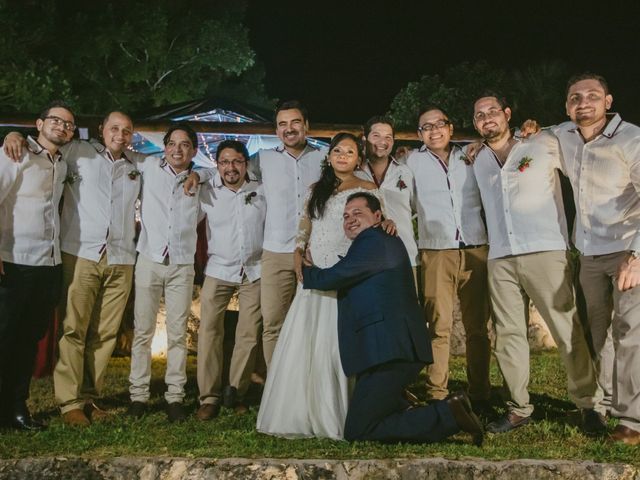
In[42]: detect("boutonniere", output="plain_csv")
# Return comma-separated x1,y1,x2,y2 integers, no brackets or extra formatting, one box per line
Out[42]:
178,175,189,185
244,191,257,204
63,172,81,185
517,156,533,172
128,169,142,180
459,153,470,164
396,176,408,190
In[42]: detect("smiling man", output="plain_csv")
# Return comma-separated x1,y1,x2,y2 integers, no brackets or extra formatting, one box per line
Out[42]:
552,73,640,445
250,100,325,367
471,92,605,435
0,101,74,431
127,124,203,423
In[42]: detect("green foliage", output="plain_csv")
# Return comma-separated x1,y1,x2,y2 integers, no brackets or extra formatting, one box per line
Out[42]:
0,0,272,114
1,353,636,465
389,60,570,129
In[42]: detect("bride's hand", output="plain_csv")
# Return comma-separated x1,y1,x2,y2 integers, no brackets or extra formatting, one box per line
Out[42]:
294,248,305,283
380,218,397,236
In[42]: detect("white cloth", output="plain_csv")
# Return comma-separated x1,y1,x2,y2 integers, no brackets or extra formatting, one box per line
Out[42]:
59,139,146,265
0,136,66,266
200,178,266,283
552,114,640,255
256,188,376,439
356,159,418,265
136,160,202,265
250,143,325,253
473,132,568,260
407,144,487,249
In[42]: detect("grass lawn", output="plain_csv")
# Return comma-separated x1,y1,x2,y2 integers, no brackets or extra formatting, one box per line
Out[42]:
0,352,636,465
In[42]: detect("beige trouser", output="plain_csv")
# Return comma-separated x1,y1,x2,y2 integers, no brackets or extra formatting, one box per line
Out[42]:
580,251,640,430
421,246,491,401
54,253,133,413
488,250,603,417
197,275,262,405
129,255,194,404
260,250,297,367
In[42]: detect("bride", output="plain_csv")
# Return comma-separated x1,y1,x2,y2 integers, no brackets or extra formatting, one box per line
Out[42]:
256,132,383,439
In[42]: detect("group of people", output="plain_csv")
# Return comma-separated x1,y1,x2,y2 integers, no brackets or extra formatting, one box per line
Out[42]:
0,72,639,447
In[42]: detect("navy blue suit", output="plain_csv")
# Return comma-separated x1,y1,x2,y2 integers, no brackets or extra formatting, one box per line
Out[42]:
303,226,459,442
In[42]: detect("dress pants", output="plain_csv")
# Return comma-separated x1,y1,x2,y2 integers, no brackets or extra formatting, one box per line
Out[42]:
580,252,640,431
488,250,603,418
129,255,194,404
345,361,459,442
421,246,491,401
54,253,133,413
260,250,296,367
0,262,61,417
197,275,261,405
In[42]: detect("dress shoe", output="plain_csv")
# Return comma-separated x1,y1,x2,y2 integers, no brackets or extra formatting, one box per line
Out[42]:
581,409,607,436
166,402,187,423
609,425,640,445
196,403,221,421
223,385,238,408
11,412,47,432
234,403,249,415
84,402,110,422
446,391,484,446
486,412,531,433
127,401,147,419
62,408,90,427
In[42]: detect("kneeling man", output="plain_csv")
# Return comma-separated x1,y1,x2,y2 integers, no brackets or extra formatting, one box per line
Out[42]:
302,192,483,445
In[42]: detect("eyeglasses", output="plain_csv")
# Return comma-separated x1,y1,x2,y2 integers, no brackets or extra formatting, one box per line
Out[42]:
473,108,504,122
217,159,247,167
418,119,451,133
44,116,76,131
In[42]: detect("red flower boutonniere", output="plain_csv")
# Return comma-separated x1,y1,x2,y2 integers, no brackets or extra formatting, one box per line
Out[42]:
245,191,257,205
128,169,142,180
397,176,407,190
517,156,533,172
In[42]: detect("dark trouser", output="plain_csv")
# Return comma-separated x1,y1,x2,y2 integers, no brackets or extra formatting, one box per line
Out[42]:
345,361,459,442
0,262,62,417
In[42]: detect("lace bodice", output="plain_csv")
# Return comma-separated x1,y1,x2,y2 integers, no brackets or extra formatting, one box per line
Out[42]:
296,188,381,269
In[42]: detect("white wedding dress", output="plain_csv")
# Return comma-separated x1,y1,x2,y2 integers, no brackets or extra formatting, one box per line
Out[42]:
257,188,376,440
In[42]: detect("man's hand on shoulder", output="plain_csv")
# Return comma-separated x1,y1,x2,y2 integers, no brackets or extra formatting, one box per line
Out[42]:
3,132,27,162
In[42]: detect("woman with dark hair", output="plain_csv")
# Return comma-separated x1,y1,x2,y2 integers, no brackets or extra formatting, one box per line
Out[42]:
257,132,387,439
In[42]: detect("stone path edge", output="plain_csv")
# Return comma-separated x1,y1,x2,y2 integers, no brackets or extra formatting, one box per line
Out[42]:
0,457,638,480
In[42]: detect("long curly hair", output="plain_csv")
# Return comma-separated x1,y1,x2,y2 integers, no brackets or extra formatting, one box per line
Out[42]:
307,132,363,220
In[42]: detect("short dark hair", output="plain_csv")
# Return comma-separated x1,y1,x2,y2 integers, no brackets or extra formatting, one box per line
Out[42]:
275,100,308,123
39,100,75,121
475,90,509,110
363,115,394,138
215,139,249,162
417,104,450,125
346,191,381,214
566,72,610,96
163,123,198,149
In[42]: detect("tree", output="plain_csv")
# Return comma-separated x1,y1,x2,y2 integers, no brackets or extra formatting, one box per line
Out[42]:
388,60,570,130
0,0,273,114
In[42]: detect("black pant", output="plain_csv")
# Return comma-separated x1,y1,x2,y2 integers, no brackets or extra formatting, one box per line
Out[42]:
344,361,459,443
0,262,62,416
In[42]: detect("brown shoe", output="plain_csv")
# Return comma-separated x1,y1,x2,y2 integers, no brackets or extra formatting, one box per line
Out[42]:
62,408,90,427
446,391,484,446
609,425,640,445
196,403,221,421
234,404,249,415
84,402,110,423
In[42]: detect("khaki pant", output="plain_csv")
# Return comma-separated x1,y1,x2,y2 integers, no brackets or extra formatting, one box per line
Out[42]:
421,246,491,401
54,253,133,413
260,250,297,367
488,250,603,417
197,275,261,405
580,252,640,430
129,255,194,404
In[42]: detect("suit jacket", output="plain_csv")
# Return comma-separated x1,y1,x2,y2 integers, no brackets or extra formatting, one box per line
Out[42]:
302,226,432,376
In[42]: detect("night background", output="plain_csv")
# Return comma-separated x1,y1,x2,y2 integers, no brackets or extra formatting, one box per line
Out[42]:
1,0,639,129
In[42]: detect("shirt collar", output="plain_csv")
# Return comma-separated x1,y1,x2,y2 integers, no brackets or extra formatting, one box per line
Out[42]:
26,135,63,162
214,176,253,192
274,142,318,159
567,113,622,138
89,138,133,163
160,159,194,177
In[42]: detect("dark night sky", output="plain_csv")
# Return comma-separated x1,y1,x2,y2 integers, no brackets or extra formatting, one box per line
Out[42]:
246,0,640,125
